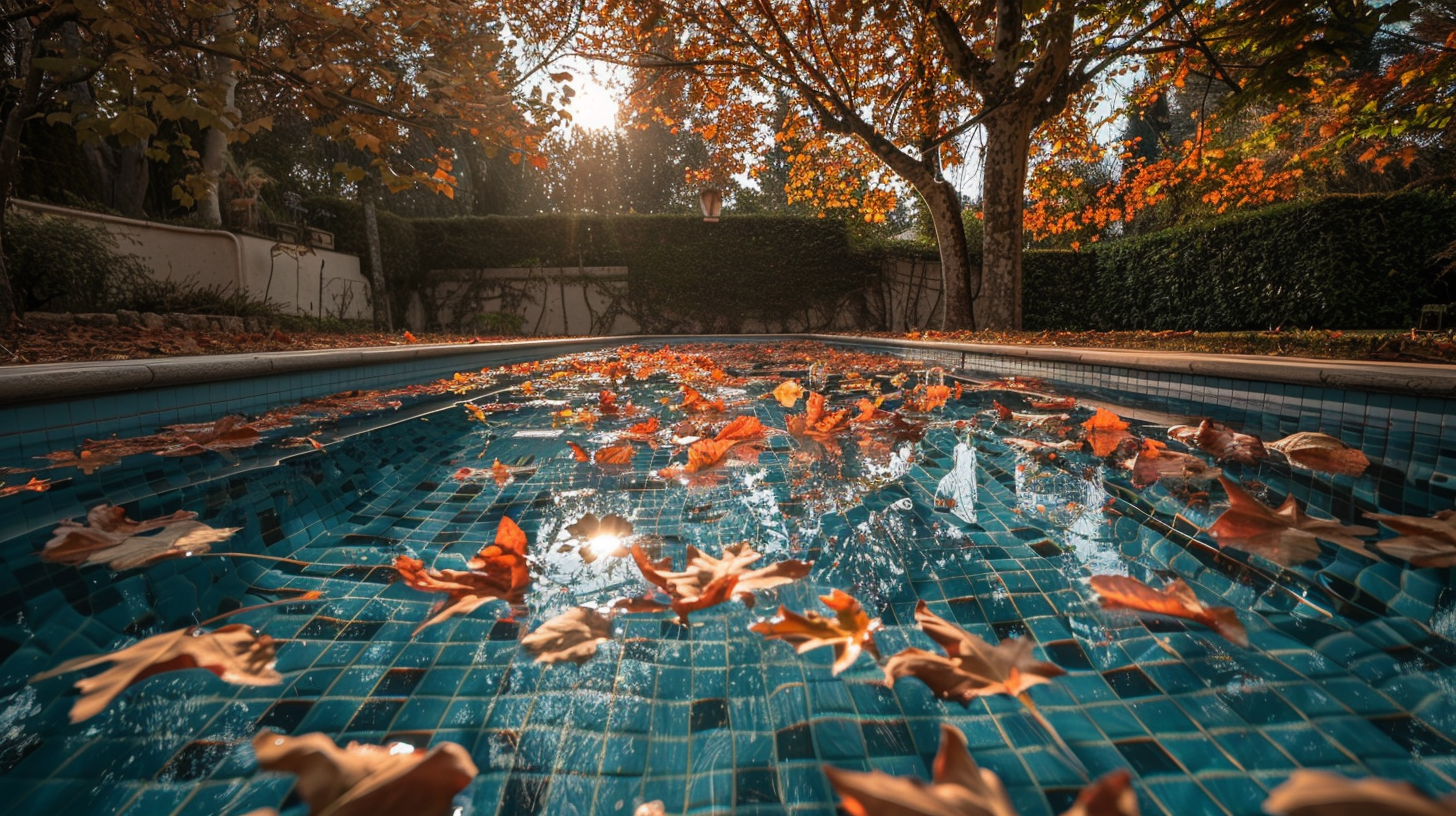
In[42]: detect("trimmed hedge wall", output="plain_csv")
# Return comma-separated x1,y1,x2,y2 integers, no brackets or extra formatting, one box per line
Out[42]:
1024,191,1456,331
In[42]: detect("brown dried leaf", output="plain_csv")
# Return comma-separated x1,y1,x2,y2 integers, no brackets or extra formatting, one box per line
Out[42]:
521,607,612,664
31,623,280,722
594,445,636,466
1267,432,1369,476
630,541,811,622
155,415,262,457
1363,509,1456,567
0,477,51,498
750,589,882,675
1090,574,1248,647
252,730,478,816
40,504,240,570
1168,419,1267,464
1208,476,1376,566
825,724,1018,816
1127,448,1221,488
885,601,1064,703
1263,770,1455,816
393,516,530,630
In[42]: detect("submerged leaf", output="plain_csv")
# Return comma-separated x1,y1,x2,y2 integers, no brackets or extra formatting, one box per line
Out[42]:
1363,509,1456,567
630,541,811,622
1208,476,1376,566
155,415,262,457
1090,574,1248,647
0,477,52,498
1263,770,1455,816
32,623,280,722
1168,419,1267,464
40,504,240,570
750,589,882,675
1127,445,1221,488
252,730,477,816
521,607,613,664
1268,432,1369,476
394,517,530,630
886,601,1065,703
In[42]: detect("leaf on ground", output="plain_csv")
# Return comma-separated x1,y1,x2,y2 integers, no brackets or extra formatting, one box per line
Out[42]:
750,589,882,675
1208,476,1376,566
885,600,1064,703
252,730,477,816
40,504,240,570
1168,419,1267,464
630,541,811,622
1363,509,1456,567
1263,770,1455,816
393,516,530,630
31,623,280,722
521,607,613,664
1090,574,1248,647
1268,432,1369,476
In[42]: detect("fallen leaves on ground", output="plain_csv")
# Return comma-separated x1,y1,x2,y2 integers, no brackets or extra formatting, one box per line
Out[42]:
1168,419,1267,464
31,623,280,722
393,516,530,631
630,542,812,622
825,723,1137,816
1091,574,1248,647
1082,408,1133,457
750,589,882,675
1363,509,1456,567
1263,770,1456,816
1208,476,1376,565
521,607,613,664
40,504,240,570
252,730,477,816
1268,432,1369,476
885,600,1065,703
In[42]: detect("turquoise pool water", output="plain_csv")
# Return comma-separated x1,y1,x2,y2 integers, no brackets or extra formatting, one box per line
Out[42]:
0,340,1452,816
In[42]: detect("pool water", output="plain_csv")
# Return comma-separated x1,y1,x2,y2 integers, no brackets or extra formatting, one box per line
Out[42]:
0,340,1453,816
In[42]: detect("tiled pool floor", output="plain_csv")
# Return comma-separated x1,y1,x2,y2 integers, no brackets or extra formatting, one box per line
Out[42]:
0,342,1452,816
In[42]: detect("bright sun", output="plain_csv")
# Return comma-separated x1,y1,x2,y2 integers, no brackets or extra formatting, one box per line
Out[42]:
564,71,621,131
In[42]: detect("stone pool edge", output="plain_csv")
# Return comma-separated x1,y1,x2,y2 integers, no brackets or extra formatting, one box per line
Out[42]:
1,333,1454,405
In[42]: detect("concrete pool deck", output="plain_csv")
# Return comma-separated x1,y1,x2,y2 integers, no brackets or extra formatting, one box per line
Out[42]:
1,333,1454,406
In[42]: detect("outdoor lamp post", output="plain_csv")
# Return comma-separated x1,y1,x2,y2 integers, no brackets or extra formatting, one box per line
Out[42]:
699,188,722,222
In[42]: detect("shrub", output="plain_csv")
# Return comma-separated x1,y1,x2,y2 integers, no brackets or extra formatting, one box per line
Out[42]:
3,211,152,313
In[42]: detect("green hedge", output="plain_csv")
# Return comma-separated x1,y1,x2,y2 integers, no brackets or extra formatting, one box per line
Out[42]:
1023,191,1456,331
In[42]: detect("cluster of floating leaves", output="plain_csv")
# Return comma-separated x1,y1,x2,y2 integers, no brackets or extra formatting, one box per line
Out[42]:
16,341,1455,814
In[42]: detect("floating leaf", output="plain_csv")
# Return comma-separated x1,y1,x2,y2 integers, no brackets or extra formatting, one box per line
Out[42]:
566,441,590,462
1082,408,1132,457
750,589,882,675
679,385,726,413
40,504,240,570
624,416,660,437
1268,432,1369,476
1208,476,1376,566
1030,397,1077,410
252,730,478,816
32,623,280,722
1263,770,1456,816
155,416,262,457
0,477,52,498
1090,574,1248,647
630,542,811,622
903,384,952,412
885,600,1065,703
393,516,530,630
594,445,636,466
521,607,612,664
772,379,806,407
714,414,766,442
1127,444,1220,488
1168,419,1267,464
1363,509,1456,567
41,449,121,475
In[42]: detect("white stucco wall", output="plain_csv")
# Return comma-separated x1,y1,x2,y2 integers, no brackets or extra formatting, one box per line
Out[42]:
12,200,370,319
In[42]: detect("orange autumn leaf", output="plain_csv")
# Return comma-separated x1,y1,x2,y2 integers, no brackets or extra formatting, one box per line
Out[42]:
789,392,851,436
904,384,952,411
885,600,1065,703
39,504,241,570
1030,397,1076,410
630,542,811,622
40,449,120,475
679,385,726,413
1267,432,1369,477
1264,770,1456,816
566,441,590,462
402,330,418,343
1090,574,1249,647
1362,509,1456,568
625,416,660,437
491,460,512,486
594,445,636,466
714,414,766,442
252,730,478,816
750,589,882,675
1082,407,1132,457
393,516,530,630
1208,475,1376,566
686,437,739,472
463,403,487,422
772,379,806,407
155,416,262,457
0,477,52,498
598,390,621,413
32,623,281,722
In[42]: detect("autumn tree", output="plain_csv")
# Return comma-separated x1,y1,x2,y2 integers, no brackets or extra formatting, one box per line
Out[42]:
0,0,565,336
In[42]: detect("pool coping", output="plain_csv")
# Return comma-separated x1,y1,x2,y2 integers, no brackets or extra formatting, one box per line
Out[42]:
1,333,1453,405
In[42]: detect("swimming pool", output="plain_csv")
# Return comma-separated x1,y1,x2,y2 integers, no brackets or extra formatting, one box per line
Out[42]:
0,338,1453,816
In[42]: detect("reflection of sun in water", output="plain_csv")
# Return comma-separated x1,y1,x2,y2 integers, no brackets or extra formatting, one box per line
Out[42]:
567,74,620,131
586,533,622,556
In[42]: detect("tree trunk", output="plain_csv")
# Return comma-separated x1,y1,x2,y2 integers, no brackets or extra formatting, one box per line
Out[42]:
915,178,976,331
980,108,1035,330
197,2,238,225
363,200,393,331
